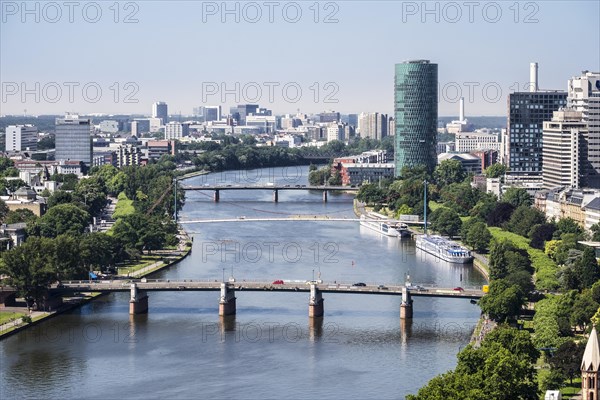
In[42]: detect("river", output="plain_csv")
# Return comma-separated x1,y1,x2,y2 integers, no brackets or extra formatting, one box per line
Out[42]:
0,166,486,399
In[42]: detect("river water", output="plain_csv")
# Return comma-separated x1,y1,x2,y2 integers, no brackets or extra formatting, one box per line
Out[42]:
1,166,486,399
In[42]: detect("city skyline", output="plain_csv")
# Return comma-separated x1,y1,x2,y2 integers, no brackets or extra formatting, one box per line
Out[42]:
1,1,598,116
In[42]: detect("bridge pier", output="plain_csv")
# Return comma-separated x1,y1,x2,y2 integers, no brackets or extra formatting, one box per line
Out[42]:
273,189,278,203
214,189,220,202
322,190,328,202
308,284,324,317
219,282,236,316
129,284,148,314
400,287,413,319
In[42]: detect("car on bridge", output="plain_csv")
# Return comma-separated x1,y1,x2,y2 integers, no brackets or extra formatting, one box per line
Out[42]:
377,285,388,290
353,282,366,287
453,287,464,292
272,280,284,285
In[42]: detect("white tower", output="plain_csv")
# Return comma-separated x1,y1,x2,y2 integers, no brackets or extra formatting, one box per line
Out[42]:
530,62,538,92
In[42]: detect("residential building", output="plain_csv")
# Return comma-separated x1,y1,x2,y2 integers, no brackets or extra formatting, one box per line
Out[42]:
152,101,168,124
147,140,174,159
327,123,345,142
568,71,600,188
55,114,92,167
542,108,589,189
164,121,190,140
5,125,37,152
358,112,388,140
3,187,47,216
394,60,438,175
115,145,142,167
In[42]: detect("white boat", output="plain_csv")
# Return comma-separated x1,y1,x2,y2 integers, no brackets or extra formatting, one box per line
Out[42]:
415,234,473,263
360,214,410,237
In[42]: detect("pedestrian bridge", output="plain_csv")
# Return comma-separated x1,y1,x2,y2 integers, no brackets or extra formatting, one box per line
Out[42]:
53,279,485,319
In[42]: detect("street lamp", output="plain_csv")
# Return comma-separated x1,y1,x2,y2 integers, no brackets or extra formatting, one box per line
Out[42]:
312,269,315,282
222,268,225,282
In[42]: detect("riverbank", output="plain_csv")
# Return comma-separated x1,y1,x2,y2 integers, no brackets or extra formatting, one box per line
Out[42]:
0,229,193,341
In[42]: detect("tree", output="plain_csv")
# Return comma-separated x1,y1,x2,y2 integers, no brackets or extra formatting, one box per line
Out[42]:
591,223,600,241
570,290,599,331
556,217,584,238
506,205,546,237
47,190,73,209
0,237,56,307
356,183,386,205
430,208,462,237
484,163,507,179
79,233,119,272
486,202,515,227
502,187,532,208
529,223,557,250
433,159,466,187
479,279,525,322
549,340,585,384
33,203,90,238
3,208,38,225
0,199,8,222
489,239,532,280
575,247,600,289
440,182,481,216
465,221,492,253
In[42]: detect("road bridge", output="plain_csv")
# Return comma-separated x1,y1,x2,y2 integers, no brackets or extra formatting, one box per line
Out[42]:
180,184,359,203
52,279,484,319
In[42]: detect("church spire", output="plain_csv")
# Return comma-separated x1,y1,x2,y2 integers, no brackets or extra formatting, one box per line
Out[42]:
582,327,600,372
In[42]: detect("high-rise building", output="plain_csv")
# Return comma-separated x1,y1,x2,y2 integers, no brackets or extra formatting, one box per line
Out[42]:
394,60,438,175
358,112,388,140
5,125,37,152
568,71,600,188
506,63,567,182
193,106,221,122
348,114,358,128
152,101,168,124
55,114,92,166
230,104,259,125
327,123,345,142
542,109,589,189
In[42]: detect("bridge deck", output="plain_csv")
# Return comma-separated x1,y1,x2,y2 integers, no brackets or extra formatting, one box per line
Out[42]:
181,185,359,191
54,280,484,299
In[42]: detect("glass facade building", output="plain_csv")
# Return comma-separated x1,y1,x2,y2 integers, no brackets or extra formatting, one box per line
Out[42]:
394,60,438,176
507,91,567,178
55,115,92,166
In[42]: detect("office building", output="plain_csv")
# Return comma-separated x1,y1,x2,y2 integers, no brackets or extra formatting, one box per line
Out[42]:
230,104,259,125
55,114,92,166
438,152,482,174
5,125,37,152
319,111,340,123
348,114,358,127
98,120,120,134
455,132,501,152
542,109,589,189
394,60,438,175
152,102,168,124
131,119,151,136
327,123,345,142
568,71,600,188
506,63,567,182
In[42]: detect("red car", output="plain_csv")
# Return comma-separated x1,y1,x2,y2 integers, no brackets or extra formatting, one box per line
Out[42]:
272,280,284,285
453,287,464,292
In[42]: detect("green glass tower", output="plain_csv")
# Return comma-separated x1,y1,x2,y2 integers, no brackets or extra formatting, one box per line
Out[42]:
394,60,438,176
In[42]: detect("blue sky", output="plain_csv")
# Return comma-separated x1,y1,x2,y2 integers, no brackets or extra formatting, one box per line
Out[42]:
1,0,599,117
